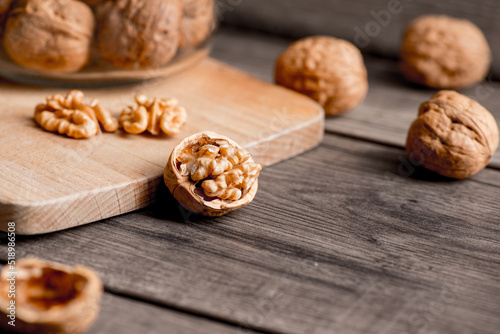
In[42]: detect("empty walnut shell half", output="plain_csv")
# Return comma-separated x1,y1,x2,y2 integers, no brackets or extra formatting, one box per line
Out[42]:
3,0,95,73
400,15,491,89
164,131,262,216
406,90,499,179
96,0,182,69
0,258,103,334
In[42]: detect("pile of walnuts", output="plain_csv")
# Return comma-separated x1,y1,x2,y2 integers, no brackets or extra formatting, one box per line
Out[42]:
0,0,215,73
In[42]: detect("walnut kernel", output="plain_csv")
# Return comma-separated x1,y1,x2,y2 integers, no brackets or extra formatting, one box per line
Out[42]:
120,95,187,136
0,258,102,334
34,90,118,139
164,132,262,216
275,36,368,116
406,90,499,179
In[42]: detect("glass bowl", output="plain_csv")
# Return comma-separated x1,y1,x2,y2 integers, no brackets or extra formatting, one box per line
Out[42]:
0,0,215,87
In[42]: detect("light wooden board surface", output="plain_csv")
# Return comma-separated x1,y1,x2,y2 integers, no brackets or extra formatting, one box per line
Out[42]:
214,27,500,168
0,58,324,235
218,0,500,77
5,133,500,334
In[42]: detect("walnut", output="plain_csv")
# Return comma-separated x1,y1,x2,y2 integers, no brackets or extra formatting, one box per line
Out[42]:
120,95,187,136
406,90,499,179
34,90,118,139
0,0,13,35
164,131,262,216
275,36,368,116
180,0,214,48
400,15,491,89
0,258,102,334
3,0,95,73
96,0,182,69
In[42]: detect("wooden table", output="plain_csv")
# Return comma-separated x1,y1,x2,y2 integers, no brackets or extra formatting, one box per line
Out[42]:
1,27,500,334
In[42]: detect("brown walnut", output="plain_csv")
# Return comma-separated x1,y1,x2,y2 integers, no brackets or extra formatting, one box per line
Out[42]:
406,90,499,179
164,131,262,216
96,0,182,69
0,0,14,34
275,36,368,116
3,0,95,73
0,258,102,334
180,0,214,48
400,15,491,89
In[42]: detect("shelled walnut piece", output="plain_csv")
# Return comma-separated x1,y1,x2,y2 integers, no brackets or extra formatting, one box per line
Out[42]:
164,132,262,216
0,258,102,334
34,90,118,139
120,95,187,136
406,90,499,179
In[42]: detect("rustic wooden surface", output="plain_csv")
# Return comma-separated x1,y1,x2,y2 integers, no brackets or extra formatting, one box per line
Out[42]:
217,0,500,77
0,59,323,235
0,27,499,334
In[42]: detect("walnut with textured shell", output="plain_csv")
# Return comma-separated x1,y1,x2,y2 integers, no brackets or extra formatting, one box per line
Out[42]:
0,258,102,334
164,132,262,216
406,90,499,179
120,95,187,136
34,90,118,139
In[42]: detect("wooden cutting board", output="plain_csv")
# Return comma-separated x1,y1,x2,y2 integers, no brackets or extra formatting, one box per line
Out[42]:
0,58,324,235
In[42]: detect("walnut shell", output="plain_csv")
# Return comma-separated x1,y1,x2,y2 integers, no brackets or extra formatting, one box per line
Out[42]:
400,15,491,89
0,0,14,35
275,36,368,116
180,0,214,48
0,258,102,334
3,0,95,73
406,90,499,179
164,131,261,216
96,0,182,69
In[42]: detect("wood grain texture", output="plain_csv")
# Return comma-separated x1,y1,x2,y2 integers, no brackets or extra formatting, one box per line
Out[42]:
0,58,324,235
3,133,500,334
212,27,500,168
0,265,239,334
218,0,500,77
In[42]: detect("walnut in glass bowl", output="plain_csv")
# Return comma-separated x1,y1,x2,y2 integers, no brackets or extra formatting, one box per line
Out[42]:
96,0,182,70
3,0,95,73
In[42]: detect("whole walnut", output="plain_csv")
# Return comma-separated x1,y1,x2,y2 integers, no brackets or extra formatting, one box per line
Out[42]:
406,90,499,179
0,0,14,34
96,0,182,69
180,0,214,48
275,36,368,116
3,0,95,73
400,15,491,89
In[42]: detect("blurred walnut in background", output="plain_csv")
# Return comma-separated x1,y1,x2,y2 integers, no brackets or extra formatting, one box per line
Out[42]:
180,0,215,48
400,15,491,89
3,0,95,73
0,0,13,34
96,0,182,69
275,36,368,116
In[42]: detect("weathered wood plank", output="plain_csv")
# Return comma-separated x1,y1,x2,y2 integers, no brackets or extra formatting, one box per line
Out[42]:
212,27,500,168
217,0,500,77
2,133,500,334
0,264,240,334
